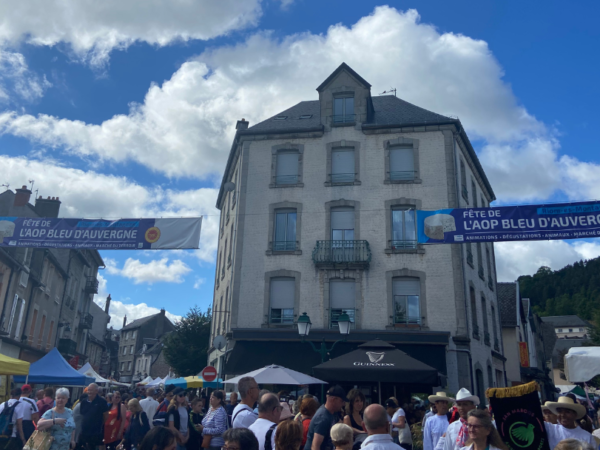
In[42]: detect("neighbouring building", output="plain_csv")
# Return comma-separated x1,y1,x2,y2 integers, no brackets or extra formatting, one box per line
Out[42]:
85,300,110,373
497,282,556,400
0,186,105,366
540,315,591,339
117,309,175,383
134,336,172,379
104,326,121,379
209,63,506,399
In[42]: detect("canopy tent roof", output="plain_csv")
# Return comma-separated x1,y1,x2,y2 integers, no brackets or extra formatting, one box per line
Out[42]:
145,377,163,387
14,348,95,386
78,363,111,383
312,339,439,384
166,375,222,389
224,364,327,385
0,353,29,376
137,376,154,385
565,346,600,382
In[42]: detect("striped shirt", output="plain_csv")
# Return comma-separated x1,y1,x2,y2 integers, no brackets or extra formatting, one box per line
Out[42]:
202,407,228,448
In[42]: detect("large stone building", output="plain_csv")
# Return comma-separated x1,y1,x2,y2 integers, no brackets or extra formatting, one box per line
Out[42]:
209,63,506,398
0,186,104,365
540,315,591,339
117,310,175,382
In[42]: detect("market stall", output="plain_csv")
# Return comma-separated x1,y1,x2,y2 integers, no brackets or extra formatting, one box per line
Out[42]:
14,348,95,386
564,346,600,383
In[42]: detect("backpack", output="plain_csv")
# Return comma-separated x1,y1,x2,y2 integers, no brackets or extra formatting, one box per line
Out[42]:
38,399,53,417
0,401,20,442
264,423,277,450
154,405,179,429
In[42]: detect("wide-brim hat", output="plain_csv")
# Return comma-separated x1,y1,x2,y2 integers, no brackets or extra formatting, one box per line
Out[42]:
541,402,553,413
455,388,480,406
545,396,587,419
279,402,293,421
428,391,455,403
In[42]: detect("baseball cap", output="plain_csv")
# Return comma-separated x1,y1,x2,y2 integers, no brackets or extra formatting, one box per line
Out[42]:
384,399,398,408
326,385,348,402
21,384,32,392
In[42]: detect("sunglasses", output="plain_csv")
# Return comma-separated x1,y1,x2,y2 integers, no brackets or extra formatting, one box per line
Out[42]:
178,393,186,397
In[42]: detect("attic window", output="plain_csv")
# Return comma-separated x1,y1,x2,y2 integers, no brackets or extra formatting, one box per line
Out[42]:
299,115,312,119
274,116,287,120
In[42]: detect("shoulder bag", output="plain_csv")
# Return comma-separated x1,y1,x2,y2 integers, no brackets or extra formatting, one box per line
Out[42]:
23,409,55,450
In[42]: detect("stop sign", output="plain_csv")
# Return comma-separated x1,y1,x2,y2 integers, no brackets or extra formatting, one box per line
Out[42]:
201,366,218,382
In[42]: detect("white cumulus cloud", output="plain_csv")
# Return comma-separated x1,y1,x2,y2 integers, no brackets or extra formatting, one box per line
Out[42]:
0,49,51,103
116,257,192,284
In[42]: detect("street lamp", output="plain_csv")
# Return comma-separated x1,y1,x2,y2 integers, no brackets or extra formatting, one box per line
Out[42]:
297,311,350,401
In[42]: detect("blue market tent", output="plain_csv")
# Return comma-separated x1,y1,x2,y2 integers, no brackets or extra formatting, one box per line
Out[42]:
14,348,95,386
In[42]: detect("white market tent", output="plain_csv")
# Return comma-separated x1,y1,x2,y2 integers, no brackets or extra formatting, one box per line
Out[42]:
564,346,600,382
224,364,327,385
146,377,163,387
78,363,111,384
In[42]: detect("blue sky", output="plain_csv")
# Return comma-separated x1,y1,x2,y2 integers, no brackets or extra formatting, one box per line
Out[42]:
1,0,599,327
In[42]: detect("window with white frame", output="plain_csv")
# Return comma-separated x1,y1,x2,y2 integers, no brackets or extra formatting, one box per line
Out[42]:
389,146,415,181
132,330,136,339
331,148,355,183
121,362,124,371
269,277,294,324
275,151,300,185
392,278,420,324
333,96,354,123
130,345,134,354
127,361,132,371
391,208,416,249
330,280,355,329
122,346,127,355
273,209,297,251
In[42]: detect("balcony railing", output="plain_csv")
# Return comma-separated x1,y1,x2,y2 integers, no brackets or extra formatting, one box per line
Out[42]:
273,175,299,185
312,240,371,269
58,338,77,356
484,331,491,346
85,276,99,294
332,114,356,124
389,171,416,182
390,240,417,250
80,313,94,329
329,173,356,183
272,241,299,252
478,266,485,281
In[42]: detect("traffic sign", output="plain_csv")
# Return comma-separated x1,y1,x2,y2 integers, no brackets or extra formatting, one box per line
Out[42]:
201,366,218,382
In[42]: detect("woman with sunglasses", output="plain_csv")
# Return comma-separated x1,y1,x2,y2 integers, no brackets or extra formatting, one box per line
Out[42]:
198,391,228,450
168,388,190,450
459,410,507,450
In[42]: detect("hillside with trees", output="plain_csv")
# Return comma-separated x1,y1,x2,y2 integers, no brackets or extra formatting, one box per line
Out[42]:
517,256,600,320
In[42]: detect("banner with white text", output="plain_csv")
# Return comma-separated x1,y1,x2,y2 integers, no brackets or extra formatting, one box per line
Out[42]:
0,217,202,250
417,201,600,243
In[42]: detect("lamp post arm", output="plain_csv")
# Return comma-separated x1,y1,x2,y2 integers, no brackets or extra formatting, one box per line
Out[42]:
302,339,319,354
327,338,346,354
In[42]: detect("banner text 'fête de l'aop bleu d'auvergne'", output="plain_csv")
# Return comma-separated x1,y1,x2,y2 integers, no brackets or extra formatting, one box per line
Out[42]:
417,200,600,244
0,217,202,250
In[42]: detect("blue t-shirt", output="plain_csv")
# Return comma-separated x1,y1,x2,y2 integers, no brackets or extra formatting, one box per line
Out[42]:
42,408,76,450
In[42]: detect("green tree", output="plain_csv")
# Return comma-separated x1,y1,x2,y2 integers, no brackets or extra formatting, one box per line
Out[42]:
164,306,212,377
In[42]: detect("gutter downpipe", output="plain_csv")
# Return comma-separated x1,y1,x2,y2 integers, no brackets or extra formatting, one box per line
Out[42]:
453,127,474,393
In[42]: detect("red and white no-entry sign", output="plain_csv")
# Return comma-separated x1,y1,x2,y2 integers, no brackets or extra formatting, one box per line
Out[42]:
201,366,218,382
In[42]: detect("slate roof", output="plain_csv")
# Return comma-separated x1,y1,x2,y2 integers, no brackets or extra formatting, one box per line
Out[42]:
122,311,168,331
497,282,518,327
540,315,591,328
247,96,454,134
316,62,371,91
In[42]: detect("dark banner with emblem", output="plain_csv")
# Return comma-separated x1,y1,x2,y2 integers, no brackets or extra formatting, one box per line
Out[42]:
488,382,549,450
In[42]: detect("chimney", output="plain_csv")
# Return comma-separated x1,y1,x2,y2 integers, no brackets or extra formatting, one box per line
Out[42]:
123,315,127,328
236,118,249,130
105,294,111,314
160,308,165,316
35,196,61,218
13,185,32,207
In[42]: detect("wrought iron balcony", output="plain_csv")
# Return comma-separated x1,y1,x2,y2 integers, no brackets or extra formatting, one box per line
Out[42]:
312,240,371,269
58,338,77,356
85,276,99,294
390,240,417,250
272,241,299,252
80,313,94,329
332,114,356,124
484,331,491,346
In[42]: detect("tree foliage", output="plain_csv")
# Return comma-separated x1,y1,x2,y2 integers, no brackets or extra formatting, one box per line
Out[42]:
518,258,600,320
163,306,212,377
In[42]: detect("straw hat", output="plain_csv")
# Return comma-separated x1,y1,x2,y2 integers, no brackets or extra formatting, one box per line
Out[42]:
545,396,587,419
428,391,455,403
541,402,553,413
455,388,480,406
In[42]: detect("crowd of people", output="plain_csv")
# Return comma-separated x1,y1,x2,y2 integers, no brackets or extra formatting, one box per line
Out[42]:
1,380,599,450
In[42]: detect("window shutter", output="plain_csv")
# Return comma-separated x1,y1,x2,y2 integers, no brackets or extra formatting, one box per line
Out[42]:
393,278,420,296
331,150,354,175
331,207,354,230
270,278,295,309
390,147,414,173
276,153,299,177
330,280,355,309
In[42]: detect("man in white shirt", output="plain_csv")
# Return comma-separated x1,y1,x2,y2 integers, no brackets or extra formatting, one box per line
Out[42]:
19,384,39,442
422,405,436,430
0,388,28,449
233,377,259,429
248,393,281,450
544,395,597,450
438,388,478,450
362,404,404,450
423,392,454,450
140,388,160,428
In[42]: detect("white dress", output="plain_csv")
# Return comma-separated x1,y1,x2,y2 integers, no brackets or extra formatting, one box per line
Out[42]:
423,415,449,450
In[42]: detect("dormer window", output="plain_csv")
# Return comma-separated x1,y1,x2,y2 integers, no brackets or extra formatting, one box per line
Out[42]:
299,115,312,119
274,116,287,120
333,96,354,123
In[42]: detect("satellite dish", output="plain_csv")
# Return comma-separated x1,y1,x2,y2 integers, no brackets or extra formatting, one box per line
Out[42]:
213,335,227,351
223,182,236,192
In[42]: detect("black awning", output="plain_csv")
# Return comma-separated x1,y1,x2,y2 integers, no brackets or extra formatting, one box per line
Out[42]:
312,339,438,384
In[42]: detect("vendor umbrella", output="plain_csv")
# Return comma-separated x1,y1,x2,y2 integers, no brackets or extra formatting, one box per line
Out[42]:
166,375,222,389
224,364,327,385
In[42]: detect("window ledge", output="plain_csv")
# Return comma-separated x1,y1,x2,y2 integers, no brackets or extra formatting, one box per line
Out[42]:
261,323,295,329
324,181,361,187
265,250,303,256
331,121,356,128
384,178,422,185
385,324,428,330
384,246,425,255
268,183,304,189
